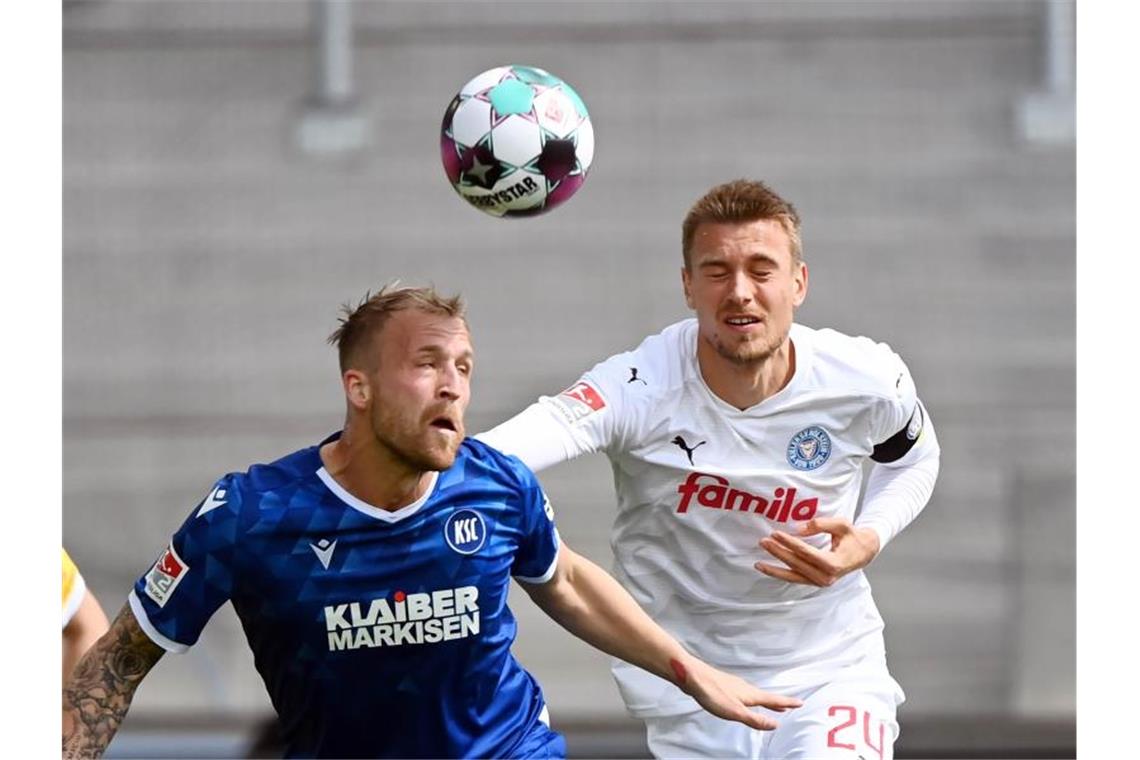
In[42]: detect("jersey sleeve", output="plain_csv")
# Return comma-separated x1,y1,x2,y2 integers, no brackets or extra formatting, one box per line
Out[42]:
868,347,928,462
475,401,583,472
506,460,561,584
62,548,86,629
856,420,940,548
129,475,242,653
478,352,633,471
857,344,941,548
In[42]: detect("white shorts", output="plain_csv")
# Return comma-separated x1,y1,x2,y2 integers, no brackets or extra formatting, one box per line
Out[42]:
644,669,902,760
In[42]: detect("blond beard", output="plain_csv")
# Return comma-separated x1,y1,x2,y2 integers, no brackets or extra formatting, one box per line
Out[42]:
710,329,788,367
370,404,462,472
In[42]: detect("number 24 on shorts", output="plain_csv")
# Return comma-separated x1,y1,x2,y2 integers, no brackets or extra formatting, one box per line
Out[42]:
826,705,885,760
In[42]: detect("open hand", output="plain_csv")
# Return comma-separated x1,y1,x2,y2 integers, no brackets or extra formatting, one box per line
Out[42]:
675,657,802,731
755,518,881,587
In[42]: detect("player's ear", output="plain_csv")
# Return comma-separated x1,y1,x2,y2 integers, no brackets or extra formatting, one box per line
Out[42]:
343,369,371,410
681,266,695,310
792,261,808,308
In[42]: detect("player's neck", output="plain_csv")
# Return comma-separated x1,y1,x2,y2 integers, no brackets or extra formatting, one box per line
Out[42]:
319,429,433,512
697,337,796,411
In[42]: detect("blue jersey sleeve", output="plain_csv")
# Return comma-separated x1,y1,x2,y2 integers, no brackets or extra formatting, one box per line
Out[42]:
507,461,561,584
129,474,242,652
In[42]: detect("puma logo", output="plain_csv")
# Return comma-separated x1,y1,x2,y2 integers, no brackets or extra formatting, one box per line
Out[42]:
671,435,706,465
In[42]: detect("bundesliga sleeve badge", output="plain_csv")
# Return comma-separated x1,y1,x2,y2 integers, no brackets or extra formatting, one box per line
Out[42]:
541,380,607,425
144,543,189,607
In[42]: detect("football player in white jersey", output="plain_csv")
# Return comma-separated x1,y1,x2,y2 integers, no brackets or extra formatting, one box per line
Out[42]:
478,179,940,759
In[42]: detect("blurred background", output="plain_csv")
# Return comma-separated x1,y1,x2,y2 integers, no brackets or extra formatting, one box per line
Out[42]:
63,1,1075,757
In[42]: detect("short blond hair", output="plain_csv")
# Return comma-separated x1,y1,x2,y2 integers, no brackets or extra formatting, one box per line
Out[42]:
328,283,466,373
681,179,802,269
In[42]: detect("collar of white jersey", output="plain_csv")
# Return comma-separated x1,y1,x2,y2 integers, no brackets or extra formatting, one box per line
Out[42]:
316,467,439,523
687,320,815,415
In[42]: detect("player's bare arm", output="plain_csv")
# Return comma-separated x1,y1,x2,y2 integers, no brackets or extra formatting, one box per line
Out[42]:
62,603,165,759
519,542,802,730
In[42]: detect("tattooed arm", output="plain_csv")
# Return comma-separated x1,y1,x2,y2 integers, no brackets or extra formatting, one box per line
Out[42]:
62,603,165,759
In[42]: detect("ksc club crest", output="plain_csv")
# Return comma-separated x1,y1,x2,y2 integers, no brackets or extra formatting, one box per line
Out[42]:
787,426,832,470
444,509,487,555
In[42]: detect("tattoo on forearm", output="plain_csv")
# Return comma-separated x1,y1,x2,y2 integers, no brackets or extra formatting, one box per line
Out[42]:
62,604,164,759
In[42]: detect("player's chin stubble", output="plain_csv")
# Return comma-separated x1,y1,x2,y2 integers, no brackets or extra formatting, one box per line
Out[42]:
710,322,793,367
392,432,459,473
371,413,459,473
711,333,776,366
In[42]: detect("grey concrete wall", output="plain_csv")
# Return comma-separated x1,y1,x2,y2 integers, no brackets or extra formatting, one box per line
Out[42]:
63,0,1074,739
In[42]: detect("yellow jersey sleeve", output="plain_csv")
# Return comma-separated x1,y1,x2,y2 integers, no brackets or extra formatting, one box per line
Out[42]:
62,548,87,628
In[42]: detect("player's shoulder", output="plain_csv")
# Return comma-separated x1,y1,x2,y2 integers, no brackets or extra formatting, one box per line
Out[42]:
458,438,538,491
797,323,910,398
631,318,695,357
196,438,327,518
458,440,549,528
245,441,325,489
621,318,695,370
588,318,697,392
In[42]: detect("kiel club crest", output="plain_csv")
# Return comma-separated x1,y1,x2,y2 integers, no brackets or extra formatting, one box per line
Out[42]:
787,426,832,471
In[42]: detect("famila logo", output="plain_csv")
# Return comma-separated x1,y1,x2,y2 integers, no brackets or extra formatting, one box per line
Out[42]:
675,472,819,523
324,586,480,652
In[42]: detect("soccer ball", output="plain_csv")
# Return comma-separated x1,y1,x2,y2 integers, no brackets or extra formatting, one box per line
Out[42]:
440,65,594,218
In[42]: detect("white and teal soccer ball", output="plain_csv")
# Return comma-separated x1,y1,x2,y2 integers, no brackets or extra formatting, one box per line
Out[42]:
440,65,595,218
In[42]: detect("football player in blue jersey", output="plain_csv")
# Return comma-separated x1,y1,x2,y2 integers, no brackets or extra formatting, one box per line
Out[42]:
63,285,802,759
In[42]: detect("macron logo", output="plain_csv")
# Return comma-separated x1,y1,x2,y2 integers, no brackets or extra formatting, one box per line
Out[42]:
196,486,227,518
311,538,337,570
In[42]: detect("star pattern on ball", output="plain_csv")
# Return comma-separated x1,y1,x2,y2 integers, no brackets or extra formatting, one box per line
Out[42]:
467,154,494,184
533,136,578,184
459,141,504,190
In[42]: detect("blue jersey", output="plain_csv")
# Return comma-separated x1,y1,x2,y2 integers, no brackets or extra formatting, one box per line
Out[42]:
130,435,565,759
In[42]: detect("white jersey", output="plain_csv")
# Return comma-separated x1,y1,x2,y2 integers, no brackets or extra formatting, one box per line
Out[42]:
479,319,938,717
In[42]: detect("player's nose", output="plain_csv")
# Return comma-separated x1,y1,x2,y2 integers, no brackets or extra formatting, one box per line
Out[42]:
726,270,754,304
436,364,465,401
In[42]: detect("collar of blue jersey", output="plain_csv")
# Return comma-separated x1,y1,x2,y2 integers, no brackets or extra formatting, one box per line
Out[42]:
314,430,441,523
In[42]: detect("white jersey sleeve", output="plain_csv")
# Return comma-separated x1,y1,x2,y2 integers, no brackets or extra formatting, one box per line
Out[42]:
865,339,920,447
474,401,582,472
858,419,940,549
850,339,941,548
477,337,656,471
